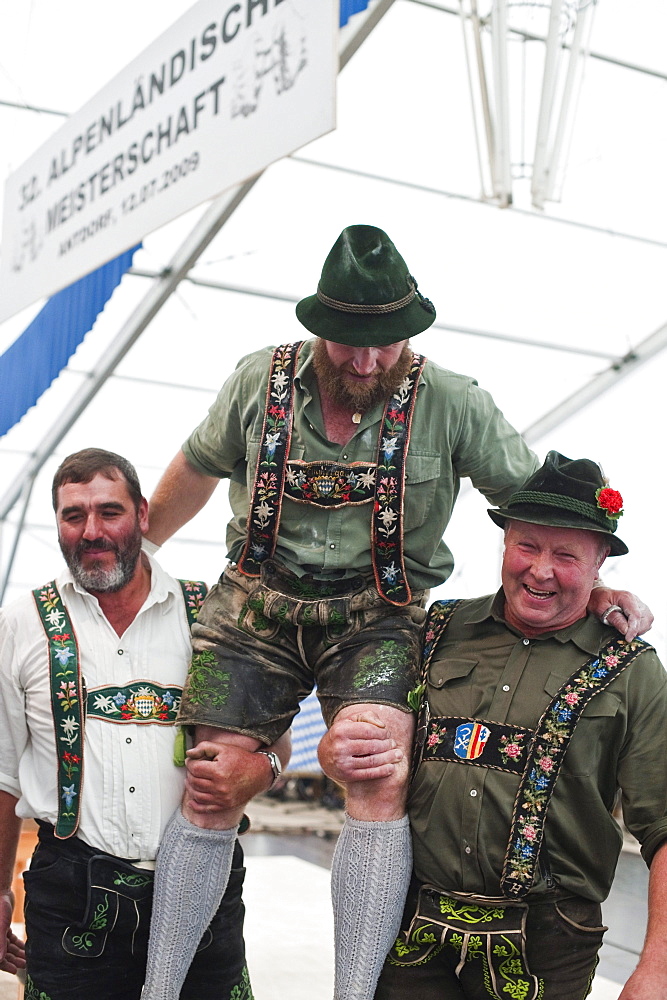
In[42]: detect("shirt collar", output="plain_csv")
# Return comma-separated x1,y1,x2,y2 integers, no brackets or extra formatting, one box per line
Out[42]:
461,587,603,654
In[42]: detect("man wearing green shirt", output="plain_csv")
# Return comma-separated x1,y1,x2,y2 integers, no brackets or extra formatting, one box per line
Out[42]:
328,452,667,1000
140,227,648,1000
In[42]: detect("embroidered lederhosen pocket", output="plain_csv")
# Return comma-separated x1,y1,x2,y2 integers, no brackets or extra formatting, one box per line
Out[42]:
62,855,154,958
388,885,542,1000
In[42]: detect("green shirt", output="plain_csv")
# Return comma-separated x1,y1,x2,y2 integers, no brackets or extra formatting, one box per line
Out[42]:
410,591,667,902
183,340,538,590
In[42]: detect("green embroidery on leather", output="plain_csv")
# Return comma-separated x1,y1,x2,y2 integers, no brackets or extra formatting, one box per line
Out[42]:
274,600,290,625
229,965,255,999
243,593,272,633
25,976,53,1000
444,926,540,1000
113,870,152,888
354,640,411,689
187,650,230,707
439,897,505,923
387,920,445,966
70,893,110,951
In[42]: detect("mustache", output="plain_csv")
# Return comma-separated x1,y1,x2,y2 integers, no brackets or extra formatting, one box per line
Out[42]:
76,538,118,554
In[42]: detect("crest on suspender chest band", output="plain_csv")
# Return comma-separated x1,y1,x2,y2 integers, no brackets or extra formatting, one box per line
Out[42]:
33,578,208,839
238,342,427,606
410,598,654,899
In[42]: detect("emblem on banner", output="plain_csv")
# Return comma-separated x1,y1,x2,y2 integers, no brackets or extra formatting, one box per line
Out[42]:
454,722,491,760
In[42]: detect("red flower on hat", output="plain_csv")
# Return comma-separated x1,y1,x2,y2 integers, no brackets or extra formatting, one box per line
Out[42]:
596,487,623,519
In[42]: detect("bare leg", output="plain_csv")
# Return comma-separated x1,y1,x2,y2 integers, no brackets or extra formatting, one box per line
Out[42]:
323,704,415,1000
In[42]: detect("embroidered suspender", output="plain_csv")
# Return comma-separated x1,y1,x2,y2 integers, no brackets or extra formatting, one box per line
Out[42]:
33,578,208,840
178,579,208,627
501,635,651,898
238,341,426,605
413,600,654,898
411,599,463,780
238,341,303,578
371,351,426,605
33,581,86,839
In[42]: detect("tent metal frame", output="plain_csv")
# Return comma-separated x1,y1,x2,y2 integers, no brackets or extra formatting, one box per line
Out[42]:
2,0,667,595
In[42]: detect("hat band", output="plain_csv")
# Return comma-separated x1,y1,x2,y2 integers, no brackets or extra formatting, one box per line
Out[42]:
316,282,415,315
507,491,616,531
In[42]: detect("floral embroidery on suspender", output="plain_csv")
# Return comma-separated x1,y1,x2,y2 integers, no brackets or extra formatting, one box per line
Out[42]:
238,342,304,577
409,599,462,780
372,352,426,606
501,636,652,898
238,344,425,605
178,579,208,625
33,581,85,840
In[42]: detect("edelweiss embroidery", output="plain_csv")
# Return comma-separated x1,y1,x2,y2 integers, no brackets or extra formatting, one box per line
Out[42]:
87,683,182,724
33,581,85,839
239,342,427,606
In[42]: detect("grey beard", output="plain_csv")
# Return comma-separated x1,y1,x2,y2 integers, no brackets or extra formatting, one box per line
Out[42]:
69,559,134,593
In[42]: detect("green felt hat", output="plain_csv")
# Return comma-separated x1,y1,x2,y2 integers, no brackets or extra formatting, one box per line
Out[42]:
488,450,628,556
295,224,436,346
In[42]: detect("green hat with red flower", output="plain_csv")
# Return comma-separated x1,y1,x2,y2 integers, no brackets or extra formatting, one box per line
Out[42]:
488,450,628,555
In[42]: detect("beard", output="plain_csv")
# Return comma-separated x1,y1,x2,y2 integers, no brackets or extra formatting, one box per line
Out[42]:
312,340,413,412
60,524,143,593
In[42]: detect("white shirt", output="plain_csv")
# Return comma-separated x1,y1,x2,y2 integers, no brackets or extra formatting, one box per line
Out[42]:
0,554,195,861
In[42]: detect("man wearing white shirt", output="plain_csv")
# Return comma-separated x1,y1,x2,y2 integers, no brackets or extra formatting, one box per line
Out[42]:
0,448,283,999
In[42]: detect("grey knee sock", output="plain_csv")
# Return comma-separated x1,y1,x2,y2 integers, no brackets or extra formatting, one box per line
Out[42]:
142,809,238,1000
331,814,412,1000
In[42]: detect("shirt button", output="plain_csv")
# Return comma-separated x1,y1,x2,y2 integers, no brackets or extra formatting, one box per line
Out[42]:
470,789,478,797
118,649,124,655
129,786,135,793
329,543,336,549
465,846,472,854
522,638,530,646
502,684,510,692
126,737,132,744
342,454,348,460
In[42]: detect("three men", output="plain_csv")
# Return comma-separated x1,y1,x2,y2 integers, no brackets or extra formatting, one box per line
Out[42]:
140,225,647,1000
0,449,283,999
329,452,667,1000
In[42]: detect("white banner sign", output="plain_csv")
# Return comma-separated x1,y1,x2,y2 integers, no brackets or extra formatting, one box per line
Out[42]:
0,0,337,323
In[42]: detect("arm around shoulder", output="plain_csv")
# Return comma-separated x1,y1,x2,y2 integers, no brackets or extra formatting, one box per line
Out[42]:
146,450,219,546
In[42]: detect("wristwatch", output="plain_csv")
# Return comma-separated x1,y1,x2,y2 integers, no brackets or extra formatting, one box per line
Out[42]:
257,750,283,789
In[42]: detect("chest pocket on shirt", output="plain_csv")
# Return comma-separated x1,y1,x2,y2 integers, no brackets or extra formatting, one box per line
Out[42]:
427,657,478,717
404,454,441,531
544,671,621,776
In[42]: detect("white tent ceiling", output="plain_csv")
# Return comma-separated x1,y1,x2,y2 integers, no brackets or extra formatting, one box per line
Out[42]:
1,0,665,657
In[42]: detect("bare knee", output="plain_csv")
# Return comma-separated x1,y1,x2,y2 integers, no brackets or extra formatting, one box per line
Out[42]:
182,728,264,830
331,704,414,821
